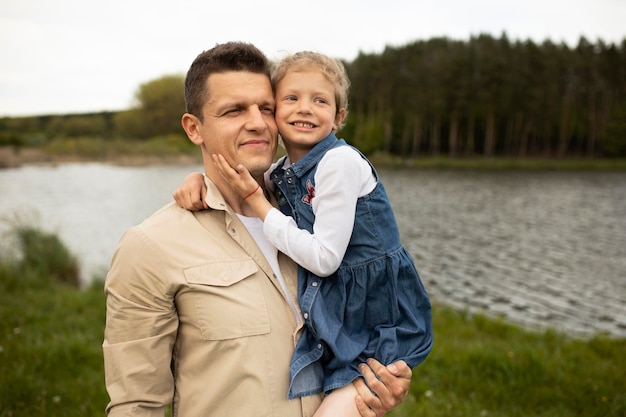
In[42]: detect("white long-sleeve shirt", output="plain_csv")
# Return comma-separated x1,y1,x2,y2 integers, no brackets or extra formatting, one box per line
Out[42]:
263,146,377,277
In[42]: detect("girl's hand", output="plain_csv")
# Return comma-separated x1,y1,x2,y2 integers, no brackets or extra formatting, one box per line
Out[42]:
173,172,208,211
212,154,260,199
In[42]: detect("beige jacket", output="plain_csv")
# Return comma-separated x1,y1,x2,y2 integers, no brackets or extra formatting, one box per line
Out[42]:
103,178,322,416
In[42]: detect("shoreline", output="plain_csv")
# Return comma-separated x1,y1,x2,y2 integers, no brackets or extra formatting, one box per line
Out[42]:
2,146,626,171
0,147,202,168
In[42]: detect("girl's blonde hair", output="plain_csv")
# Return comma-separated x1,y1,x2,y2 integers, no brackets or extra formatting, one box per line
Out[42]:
272,51,350,131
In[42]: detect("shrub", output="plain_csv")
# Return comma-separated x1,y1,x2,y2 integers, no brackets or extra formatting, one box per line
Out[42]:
8,225,81,287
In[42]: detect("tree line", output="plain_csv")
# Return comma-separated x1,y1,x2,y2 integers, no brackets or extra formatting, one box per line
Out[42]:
2,34,625,157
343,34,626,158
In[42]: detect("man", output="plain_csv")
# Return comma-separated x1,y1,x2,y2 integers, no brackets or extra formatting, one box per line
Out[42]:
103,42,412,417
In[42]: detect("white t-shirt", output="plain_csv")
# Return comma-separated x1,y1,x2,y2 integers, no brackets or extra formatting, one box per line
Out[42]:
237,214,301,324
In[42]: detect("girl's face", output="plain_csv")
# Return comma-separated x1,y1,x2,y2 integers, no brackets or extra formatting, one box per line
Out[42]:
274,70,344,163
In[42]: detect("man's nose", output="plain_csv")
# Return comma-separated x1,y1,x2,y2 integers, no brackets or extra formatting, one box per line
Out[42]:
245,106,267,131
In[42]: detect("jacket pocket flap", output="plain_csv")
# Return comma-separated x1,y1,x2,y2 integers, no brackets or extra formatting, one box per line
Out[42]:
184,258,258,287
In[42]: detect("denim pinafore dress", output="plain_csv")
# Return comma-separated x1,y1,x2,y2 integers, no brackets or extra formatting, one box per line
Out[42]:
270,133,433,399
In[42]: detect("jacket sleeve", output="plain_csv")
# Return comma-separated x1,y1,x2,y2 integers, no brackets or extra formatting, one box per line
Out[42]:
102,227,178,417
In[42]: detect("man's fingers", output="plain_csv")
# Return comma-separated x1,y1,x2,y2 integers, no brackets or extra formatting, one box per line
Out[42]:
382,360,412,400
358,359,412,414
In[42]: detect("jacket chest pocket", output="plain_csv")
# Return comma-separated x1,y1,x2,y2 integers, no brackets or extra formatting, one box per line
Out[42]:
183,258,270,340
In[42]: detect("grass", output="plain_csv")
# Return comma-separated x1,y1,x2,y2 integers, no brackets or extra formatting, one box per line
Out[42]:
0,225,624,417
389,310,625,417
0,275,106,416
0,225,107,416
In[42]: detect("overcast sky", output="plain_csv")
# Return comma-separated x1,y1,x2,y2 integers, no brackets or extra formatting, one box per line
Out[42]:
1,0,624,117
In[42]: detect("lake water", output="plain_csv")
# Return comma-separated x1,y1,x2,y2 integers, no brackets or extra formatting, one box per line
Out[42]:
1,163,625,339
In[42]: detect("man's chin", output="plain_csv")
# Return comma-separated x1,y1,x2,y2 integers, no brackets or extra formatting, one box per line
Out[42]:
245,159,273,177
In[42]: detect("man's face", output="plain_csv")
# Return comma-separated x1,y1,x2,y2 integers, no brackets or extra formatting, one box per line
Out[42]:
192,71,278,179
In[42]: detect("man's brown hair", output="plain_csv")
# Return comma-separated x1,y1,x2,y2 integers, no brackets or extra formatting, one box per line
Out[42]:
184,42,271,120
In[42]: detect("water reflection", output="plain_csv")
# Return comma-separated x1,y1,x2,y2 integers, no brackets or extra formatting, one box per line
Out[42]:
1,164,624,338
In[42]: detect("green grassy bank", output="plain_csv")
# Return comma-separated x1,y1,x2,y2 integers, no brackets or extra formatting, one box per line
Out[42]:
367,151,626,171
1,226,624,417
2,141,626,170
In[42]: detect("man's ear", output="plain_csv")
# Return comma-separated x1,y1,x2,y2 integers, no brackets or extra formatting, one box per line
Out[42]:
333,108,347,131
181,113,204,146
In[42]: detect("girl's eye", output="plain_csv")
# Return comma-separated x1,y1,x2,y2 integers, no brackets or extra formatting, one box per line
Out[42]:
285,96,297,101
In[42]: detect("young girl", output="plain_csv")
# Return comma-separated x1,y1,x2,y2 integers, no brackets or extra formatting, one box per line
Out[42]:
176,51,433,417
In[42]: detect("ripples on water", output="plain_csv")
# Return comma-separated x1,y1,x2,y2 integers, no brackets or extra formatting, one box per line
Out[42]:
382,169,626,338
1,164,625,338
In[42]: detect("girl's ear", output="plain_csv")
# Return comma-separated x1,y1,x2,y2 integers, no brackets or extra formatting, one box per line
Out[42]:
181,113,204,146
333,108,347,131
